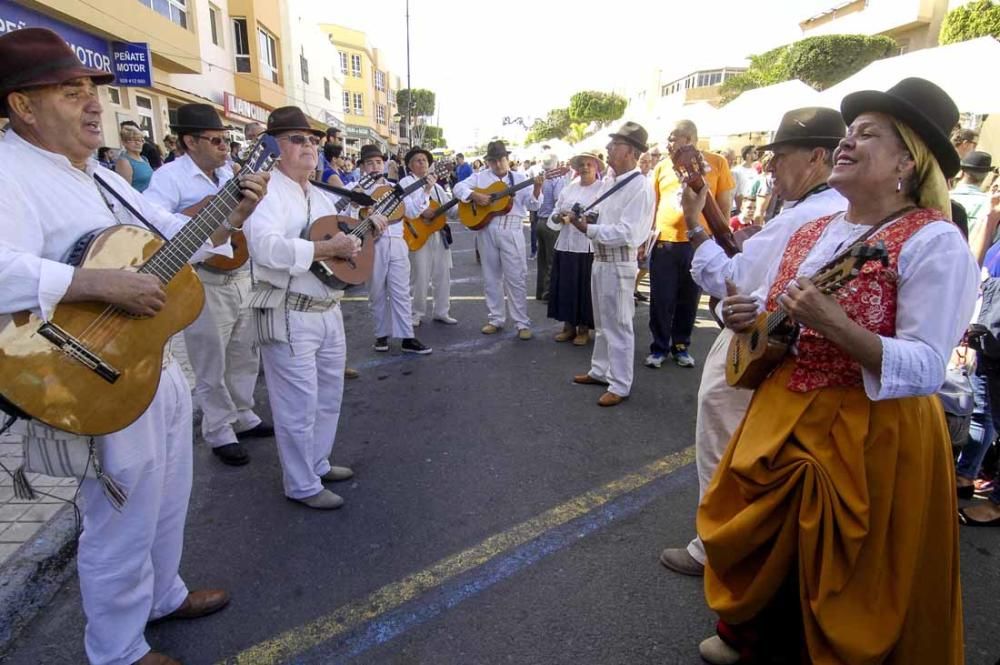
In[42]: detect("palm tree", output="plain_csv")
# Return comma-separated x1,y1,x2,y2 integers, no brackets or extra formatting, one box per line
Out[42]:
566,122,590,145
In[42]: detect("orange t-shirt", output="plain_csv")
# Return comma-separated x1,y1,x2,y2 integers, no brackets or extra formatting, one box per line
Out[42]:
652,151,735,243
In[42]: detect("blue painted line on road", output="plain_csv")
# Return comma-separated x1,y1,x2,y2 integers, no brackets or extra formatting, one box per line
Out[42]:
296,464,696,664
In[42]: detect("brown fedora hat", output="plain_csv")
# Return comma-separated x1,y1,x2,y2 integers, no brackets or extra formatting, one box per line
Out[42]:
265,106,324,137
171,103,233,133
0,28,115,117
608,121,648,152
360,144,385,162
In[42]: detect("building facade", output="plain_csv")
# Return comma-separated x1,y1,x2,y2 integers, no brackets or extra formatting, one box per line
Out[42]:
799,0,952,54
281,0,343,138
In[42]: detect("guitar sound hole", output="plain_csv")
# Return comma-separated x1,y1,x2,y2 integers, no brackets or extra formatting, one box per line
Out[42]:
750,330,760,349
324,234,332,240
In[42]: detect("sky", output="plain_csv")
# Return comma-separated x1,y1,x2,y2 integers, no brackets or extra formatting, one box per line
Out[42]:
319,0,837,150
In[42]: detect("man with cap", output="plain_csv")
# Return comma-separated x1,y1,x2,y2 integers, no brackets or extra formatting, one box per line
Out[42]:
657,107,848,577
144,103,271,467
951,149,993,233
569,121,656,406
534,152,566,301
356,143,433,353
645,120,736,370
244,106,381,510
401,145,458,326
0,28,269,665
453,140,544,339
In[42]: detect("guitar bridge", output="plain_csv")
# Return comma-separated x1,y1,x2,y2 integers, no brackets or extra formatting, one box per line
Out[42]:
37,323,120,384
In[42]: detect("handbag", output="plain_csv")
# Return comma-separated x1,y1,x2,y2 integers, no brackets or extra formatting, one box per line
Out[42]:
939,345,974,448
248,283,289,346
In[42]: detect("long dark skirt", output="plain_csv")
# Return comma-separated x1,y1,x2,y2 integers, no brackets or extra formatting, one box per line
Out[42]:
547,250,594,327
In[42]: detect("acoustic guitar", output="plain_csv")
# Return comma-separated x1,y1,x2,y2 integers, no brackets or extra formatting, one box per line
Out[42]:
402,198,460,251
0,135,281,436
181,196,250,273
724,241,889,390
457,166,569,230
308,167,449,286
361,162,453,222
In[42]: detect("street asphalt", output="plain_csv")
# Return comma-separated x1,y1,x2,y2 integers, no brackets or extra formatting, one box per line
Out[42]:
2,222,999,665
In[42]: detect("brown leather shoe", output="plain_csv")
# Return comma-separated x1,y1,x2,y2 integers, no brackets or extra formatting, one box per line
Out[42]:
151,589,230,624
573,374,609,386
133,653,181,665
598,391,626,407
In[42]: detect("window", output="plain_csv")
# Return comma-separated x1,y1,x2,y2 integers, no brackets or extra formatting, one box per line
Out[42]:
137,0,187,29
135,94,155,141
376,104,386,125
339,51,348,75
375,70,385,91
258,28,279,84
300,52,309,84
351,54,361,78
208,5,222,46
107,86,121,105
232,18,251,73
323,77,331,100
353,92,363,115
343,91,351,114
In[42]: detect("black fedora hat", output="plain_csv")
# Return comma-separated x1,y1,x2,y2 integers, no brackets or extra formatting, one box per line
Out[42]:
403,146,433,166
170,103,232,133
485,140,509,161
360,144,385,162
265,106,324,137
759,107,845,151
608,121,648,152
0,28,115,117
960,150,992,172
841,77,960,177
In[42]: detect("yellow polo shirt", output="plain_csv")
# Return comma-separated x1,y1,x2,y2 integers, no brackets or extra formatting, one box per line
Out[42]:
652,151,735,243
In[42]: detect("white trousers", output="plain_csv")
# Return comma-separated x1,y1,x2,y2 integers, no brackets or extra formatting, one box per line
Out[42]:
259,307,346,499
589,261,637,397
479,216,530,329
686,327,752,564
410,232,452,321
182,273,260,447
79,361,192,665
368,236,415,339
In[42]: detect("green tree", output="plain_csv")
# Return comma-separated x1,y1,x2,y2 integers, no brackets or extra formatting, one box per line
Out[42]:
720,34,896,102
525,108,571,144
567,91,627,127
396,89,436,117
940,0,1000,44
566,122,590,145
423,125,446,148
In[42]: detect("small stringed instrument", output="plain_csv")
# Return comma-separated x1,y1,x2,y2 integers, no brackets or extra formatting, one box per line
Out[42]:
402,198,460,251
0,135,281,435
361,161,453,222
308,170,446,286
181,196,250,273
724,241,890,390
457,166,570,230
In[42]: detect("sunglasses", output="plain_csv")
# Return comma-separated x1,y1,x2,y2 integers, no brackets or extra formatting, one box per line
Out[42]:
193,134,227,146
280,134,321,146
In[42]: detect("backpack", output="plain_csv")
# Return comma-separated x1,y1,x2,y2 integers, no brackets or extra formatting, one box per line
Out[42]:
970,277,1000,359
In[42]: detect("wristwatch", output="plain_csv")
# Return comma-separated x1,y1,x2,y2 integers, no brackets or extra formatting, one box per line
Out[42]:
686,226,706,240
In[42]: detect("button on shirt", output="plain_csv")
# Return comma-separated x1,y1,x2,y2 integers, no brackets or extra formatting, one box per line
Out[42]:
552,179,603,253
0,130,227,320
244,168,345,299
585,168,656,249
452,169,541,219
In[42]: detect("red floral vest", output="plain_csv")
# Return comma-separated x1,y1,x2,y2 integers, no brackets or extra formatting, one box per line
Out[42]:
765,208,941,392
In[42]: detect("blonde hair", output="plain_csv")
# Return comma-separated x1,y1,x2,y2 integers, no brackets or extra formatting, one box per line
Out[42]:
120,126,144,143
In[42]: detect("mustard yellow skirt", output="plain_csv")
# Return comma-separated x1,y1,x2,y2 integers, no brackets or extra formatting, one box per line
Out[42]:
698,362,963,664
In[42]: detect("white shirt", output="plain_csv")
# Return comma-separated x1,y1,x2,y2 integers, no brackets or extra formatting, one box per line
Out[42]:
0,130,227,320
584,168,655,249
244,168,344,299
731,164,758,198
400,176,451,223
452,169,541,219
552,178,603,253
691,187,848,299
773,213,978,401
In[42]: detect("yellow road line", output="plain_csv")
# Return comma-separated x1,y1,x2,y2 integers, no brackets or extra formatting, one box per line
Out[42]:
221,445,695,664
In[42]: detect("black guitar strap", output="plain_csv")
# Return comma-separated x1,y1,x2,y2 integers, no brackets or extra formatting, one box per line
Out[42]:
581,171,641,215
93,173,166,239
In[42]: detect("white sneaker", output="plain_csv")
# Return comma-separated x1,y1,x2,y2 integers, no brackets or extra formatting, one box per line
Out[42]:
412,318,422,328
698,636,740,665
434,315,459,325
644,353,665,368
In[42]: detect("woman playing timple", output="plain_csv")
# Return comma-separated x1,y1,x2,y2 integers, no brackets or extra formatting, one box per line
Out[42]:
694,78,978,664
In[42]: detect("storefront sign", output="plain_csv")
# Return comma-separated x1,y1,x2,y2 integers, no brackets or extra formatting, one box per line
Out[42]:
0,0,111,74
111,41,152,87
224,92,269,124
322,110,345,132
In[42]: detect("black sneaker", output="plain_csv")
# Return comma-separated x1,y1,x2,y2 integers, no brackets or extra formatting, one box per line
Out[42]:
373,337,389,352
401,338,432,355
212,442,250,466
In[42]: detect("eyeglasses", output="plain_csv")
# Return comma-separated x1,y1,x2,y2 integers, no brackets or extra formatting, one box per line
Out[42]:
192,134,227,146
279,134,321,146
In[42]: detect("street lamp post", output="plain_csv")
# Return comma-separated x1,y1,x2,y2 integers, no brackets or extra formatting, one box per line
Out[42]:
405,0,412,148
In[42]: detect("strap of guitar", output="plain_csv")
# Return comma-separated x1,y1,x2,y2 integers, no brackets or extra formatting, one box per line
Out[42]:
93,173,166,239
581,171,642,215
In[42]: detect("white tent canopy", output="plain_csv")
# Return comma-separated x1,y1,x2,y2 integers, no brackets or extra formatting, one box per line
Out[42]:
710,80,821,137
818,37,1000,113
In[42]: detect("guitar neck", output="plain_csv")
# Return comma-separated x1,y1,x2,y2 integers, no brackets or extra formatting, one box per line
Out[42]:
140,177,244,282
433,197,461,217
688,175,739,257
